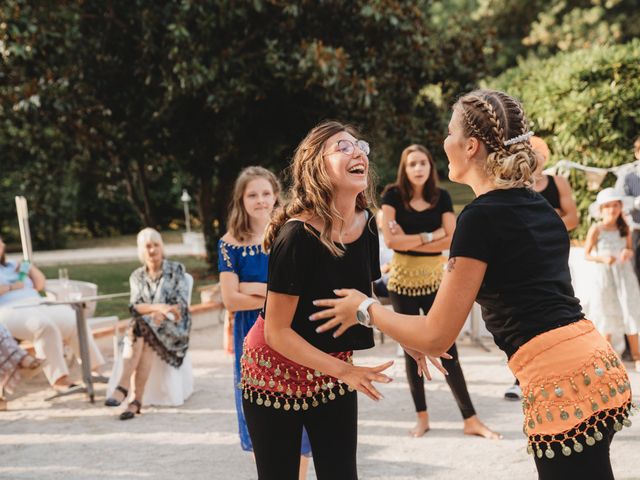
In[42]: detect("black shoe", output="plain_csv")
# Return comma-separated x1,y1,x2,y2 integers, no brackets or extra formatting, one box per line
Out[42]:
105,385,128,407
119,400,141,421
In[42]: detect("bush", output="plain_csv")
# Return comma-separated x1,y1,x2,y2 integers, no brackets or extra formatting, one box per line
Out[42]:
489,40,640,238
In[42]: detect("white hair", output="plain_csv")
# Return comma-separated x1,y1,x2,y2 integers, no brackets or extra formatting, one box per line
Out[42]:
136,227,164,263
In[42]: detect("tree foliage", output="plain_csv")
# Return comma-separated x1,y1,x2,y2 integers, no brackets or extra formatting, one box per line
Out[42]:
1,0,492,268
489,39,640,237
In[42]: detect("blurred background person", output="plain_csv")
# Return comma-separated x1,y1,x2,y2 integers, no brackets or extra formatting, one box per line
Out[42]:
104,228,192,420
584,188,640,372
0,235,104,393
217,166,312,474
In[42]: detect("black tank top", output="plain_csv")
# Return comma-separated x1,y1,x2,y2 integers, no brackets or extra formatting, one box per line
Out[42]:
538,175,561,209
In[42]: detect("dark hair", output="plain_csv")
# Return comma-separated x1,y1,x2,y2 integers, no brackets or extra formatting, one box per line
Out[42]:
616,209,629,237
383,144,440,209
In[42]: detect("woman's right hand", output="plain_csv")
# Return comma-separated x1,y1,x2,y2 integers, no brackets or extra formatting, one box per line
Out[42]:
339,360,394,401
10,281,24,290
150,311,165,326
402,345,451,380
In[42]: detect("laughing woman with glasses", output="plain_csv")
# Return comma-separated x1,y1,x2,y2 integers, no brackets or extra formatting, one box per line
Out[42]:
238,121,443,479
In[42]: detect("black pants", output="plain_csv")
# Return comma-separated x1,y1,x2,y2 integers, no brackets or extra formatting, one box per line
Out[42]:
389,291,476,419
533,418,617,480
243,391,358,480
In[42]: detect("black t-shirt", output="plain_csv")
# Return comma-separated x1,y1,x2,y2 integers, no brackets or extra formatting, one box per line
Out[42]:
449,188,584,358
381,186,454,256
264,214,381,353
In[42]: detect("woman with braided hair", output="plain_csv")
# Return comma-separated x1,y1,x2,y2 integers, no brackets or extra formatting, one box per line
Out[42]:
312,89,634,479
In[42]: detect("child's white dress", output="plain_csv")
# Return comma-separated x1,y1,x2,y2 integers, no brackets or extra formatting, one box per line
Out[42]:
589,228,640,335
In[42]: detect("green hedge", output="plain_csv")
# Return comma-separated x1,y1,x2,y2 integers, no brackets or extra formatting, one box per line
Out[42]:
489,40,640,238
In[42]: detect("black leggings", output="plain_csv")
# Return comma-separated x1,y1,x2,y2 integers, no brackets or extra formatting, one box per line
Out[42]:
243,391,358,480
389,291,476,419
534,419,617,479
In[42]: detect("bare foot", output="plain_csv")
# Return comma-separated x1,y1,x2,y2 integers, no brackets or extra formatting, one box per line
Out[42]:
463,415,502,440
0,398,7,411
410,411,430,437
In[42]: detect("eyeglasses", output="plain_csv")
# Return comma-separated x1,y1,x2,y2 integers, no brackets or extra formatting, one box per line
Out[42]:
324,139,370,157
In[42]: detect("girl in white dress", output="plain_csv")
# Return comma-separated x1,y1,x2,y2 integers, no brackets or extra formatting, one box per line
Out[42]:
585,187,640,371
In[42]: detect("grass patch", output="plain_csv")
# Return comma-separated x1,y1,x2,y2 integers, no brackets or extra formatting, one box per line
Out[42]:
40,255,216,318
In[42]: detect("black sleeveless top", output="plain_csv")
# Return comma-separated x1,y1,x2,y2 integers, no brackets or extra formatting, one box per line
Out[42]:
538,175,561,209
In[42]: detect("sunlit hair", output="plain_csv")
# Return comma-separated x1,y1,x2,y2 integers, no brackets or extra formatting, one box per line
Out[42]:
227,166,281,243
136,227,164,264
382,144,440,210
454,89,536,189
264,120,377,257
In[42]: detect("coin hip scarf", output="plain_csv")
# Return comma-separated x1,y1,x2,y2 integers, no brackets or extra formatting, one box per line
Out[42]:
508,319,636,459
240,315,353,412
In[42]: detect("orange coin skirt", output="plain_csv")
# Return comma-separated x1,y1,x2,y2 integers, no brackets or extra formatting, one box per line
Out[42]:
508,319,636,459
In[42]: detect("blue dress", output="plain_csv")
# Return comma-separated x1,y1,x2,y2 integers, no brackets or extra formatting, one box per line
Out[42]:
217,239,311,454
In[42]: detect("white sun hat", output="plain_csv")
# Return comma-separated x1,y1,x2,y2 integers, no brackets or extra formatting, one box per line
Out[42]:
588,187,634,219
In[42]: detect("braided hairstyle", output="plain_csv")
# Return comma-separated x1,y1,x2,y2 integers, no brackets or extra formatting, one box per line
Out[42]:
454,89,536,189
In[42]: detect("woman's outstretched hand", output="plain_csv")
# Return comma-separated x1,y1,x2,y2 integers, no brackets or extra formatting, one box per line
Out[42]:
340,360,394,401
402,345,451,380
311,289,367,337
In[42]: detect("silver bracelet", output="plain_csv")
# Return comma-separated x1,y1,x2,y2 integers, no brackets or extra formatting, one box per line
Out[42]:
419,232,433,244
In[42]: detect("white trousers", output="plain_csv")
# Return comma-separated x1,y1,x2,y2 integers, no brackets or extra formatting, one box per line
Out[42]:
0,298,105,385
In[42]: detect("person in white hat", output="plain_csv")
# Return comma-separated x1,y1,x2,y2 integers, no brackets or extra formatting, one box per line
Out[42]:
585,187,640,372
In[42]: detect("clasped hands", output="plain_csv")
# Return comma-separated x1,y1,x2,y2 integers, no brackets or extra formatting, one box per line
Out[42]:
309,288,450,400
150,304,181,326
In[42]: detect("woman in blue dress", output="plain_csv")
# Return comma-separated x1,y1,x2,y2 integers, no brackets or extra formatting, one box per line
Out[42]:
218,166,311,477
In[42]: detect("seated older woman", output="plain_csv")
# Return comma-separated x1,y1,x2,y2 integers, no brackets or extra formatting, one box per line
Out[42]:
0,235,105,392
105,228,192,420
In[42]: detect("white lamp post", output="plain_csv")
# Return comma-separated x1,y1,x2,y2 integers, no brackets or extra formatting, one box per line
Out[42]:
181,189,192,233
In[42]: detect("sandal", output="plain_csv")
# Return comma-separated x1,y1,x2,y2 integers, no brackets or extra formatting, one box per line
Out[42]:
18,355,46,380
119,400,141,421
105,385,128,407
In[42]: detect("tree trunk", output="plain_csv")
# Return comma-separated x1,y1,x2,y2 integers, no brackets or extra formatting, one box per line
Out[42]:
197,173,216,271
135,158,156,226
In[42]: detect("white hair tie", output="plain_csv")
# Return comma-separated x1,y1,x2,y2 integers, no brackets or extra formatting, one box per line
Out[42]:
503,131,534,146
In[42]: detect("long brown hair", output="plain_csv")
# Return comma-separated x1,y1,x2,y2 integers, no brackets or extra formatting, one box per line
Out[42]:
264,120,377,257
383,144,440,209
454,89,536,189
227,166,281,243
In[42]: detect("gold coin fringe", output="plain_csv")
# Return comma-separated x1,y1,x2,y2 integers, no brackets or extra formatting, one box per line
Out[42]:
239,346,354,411
387,254,444,297
526,401,636,459
521,349,636,459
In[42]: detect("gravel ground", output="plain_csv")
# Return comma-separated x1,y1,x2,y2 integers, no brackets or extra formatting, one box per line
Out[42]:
1,326,638,480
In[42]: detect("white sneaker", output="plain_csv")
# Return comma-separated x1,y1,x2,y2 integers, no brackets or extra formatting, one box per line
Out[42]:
504,383,522,401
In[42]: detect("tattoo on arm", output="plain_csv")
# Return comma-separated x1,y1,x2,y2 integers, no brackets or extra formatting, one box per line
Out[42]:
446,257,456,273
